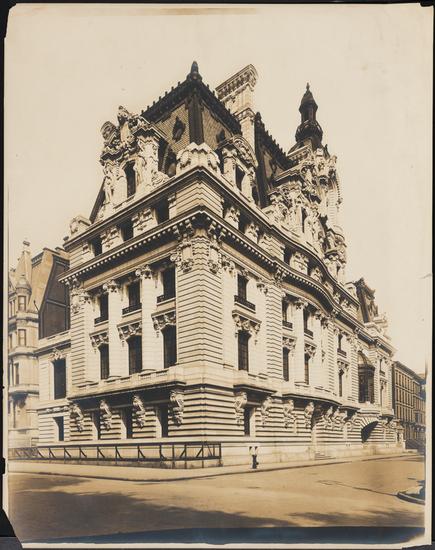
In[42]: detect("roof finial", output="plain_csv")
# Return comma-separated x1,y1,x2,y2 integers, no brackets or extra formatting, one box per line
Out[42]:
187,60,202,82
306,82,310,91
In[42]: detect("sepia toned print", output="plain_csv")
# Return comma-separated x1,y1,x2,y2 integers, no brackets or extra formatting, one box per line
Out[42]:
4,4,431,548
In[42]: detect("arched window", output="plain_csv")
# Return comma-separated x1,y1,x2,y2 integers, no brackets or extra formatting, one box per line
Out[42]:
124,162,136,197
358,353,374,403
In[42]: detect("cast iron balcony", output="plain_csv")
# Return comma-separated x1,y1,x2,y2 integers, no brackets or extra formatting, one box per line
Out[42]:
94,315,108,325
157,293,175,304
234,295,256,313
337,348,347,358
122,303,142,315
304,328,314,338
282,320,293,330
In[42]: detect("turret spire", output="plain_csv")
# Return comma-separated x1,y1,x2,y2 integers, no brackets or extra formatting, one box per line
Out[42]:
295,83,323,149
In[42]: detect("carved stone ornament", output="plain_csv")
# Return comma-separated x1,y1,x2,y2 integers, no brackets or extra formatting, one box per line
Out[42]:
304,401,315,429
322,406,334,429
132,394,146,427
234,391,248,424
170,390,184,425
69,282,90,315
232,313,261,341
221,253,236,274
132,208,153,234
283,336,296,352
171,237,195,273
207,240,222,275
310,266,323,283
135,264,153,279
294,297,309,310
283,399,297,432
118,321,142,344
103,279,120,293
90,331,109,349
99,399,113,430
304,341,317,358
152,311,176,334
176,142,220,176
256,279,269,294
69,403,85,432
260,396,273,426
51,348,64,361
101,226,119,249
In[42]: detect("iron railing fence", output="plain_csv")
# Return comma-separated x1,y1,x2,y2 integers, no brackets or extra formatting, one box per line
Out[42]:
9,441,222,468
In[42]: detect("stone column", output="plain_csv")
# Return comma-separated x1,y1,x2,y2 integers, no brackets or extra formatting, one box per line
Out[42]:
136,264,161,372
83,293,99,383
103,279,124,379
311,311,323,388
293,298,308,384
221,256,236,369
256,280,268,376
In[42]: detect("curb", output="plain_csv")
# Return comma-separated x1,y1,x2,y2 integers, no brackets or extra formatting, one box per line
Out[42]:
8,452,416,483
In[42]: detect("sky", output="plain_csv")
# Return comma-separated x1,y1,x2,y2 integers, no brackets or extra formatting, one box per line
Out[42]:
5,4,432,373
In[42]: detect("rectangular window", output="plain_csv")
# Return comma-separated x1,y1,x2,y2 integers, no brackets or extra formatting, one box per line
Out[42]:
282,300,288,322
303,309,310,332
304,353,310,384
119,219,134,241
163,326,177,368
284,248,291,264
158,405,169,438
18,329,26,347
122,409,134,439
162,267,176,299
100,344,109,379
128,281,141,309
339,370,343,397
14,363,19,385
17,296,26,311
235,165,244,190
238,331,250,372
243,407,255,436
90,236,102,257
53,359,67,399
125,163,136,197
155,199,169,223
98,293,108,321
92,411,101,440
237,275,248,300
283,348,289,381
54,417,64,441
128,336,142,374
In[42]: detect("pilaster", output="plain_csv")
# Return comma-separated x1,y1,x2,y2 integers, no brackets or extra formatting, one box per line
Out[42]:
103,279,123,378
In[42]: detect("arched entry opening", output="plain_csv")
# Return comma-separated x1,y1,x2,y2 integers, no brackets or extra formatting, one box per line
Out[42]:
361,420,378,443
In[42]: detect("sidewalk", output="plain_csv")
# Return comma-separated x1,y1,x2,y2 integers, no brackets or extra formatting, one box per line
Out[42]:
8,451,417,482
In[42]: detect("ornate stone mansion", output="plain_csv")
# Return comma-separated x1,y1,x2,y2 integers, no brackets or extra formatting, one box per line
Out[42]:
8,63,404,465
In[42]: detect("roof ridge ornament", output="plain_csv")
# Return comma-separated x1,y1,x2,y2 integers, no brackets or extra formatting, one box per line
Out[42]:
187,60,202,82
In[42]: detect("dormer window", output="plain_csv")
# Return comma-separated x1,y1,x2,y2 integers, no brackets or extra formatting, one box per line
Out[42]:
119,219,134,242
125,162,136,197
155,199,169,224
235,165,244,190
90,236,102,257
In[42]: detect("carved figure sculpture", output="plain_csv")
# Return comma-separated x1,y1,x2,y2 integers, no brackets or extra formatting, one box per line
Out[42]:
70,403,84,432
234,391,248,424
100,399,113,430
132,395,146,427
304,401,315,429
170,390,184,425
283,399,297,432
260,396,273,426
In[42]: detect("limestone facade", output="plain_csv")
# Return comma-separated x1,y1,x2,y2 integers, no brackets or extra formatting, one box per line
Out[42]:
21,63,405,465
